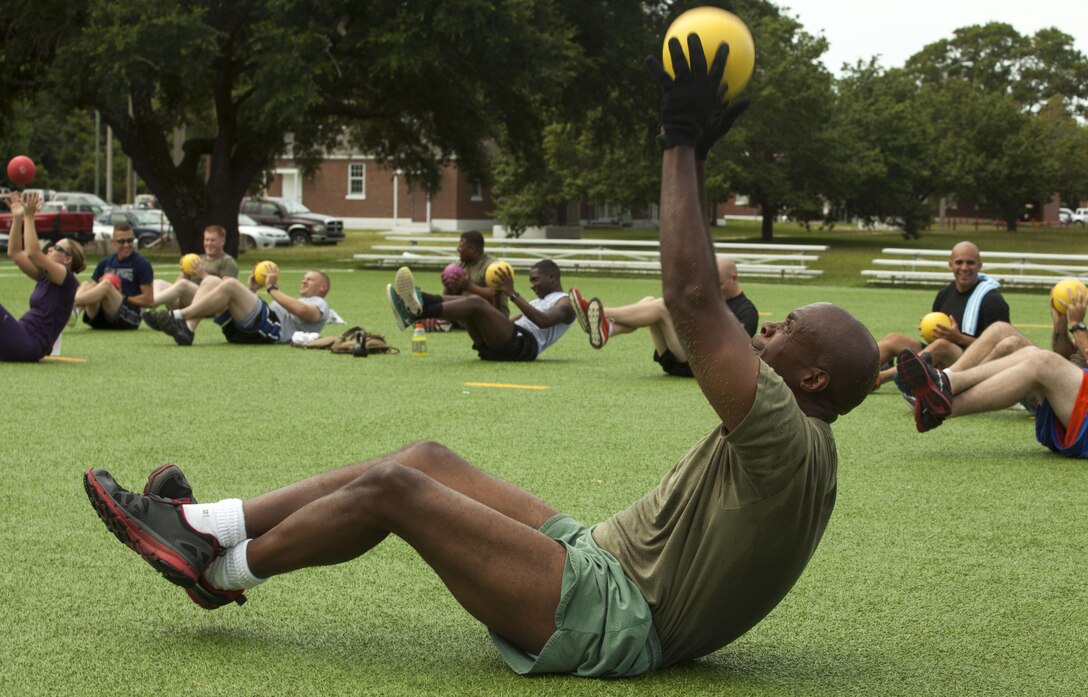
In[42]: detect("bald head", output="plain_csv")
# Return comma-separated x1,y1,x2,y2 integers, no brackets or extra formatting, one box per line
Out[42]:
803,303,879,417
716,255,741,299
949,241,983,292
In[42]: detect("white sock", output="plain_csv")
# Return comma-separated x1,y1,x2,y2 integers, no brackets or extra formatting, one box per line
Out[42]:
182,499,247,548
171,309,184,320
206,539,265,590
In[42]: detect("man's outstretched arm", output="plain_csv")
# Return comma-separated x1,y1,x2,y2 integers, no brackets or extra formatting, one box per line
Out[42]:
651,35,757,430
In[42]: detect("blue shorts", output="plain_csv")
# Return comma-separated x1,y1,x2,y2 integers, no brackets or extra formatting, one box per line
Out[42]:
1035,368,1088,458
489,514,660,678
214,300,281,344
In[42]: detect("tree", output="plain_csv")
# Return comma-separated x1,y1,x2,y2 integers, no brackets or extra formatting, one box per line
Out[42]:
829,64,946,239
931,83,1056,231
903,24,1086,230
488,2,664,235
1,1,642,253
706,0,839,241
905,23,1088,117
1036,98,1088,206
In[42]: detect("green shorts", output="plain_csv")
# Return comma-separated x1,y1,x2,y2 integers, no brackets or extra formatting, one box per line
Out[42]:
489,514,661,678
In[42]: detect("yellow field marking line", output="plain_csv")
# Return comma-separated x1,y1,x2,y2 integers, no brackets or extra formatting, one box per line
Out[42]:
464,382,549,391
41,356,86,363
1013,323,1051,328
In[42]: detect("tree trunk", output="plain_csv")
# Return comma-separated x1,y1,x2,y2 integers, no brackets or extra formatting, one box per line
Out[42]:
760,204,777,242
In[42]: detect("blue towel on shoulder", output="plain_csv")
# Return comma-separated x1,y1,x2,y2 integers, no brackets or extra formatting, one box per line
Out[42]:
961,273,999,336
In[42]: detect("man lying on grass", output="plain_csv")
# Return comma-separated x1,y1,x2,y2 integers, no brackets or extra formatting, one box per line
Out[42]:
83,36,878,678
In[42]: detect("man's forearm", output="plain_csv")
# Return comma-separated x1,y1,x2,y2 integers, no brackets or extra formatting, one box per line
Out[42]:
660,148,717,319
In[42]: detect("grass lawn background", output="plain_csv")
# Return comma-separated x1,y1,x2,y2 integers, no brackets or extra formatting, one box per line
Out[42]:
1,225,1085,695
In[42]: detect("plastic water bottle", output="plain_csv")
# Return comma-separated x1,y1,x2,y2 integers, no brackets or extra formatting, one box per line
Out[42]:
411,323,428,357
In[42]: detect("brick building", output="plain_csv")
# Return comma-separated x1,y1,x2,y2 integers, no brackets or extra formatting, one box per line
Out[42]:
265,154,496,232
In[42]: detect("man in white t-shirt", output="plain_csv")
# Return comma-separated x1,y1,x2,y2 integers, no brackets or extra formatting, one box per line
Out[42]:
144,267,330,346
389,260,574,361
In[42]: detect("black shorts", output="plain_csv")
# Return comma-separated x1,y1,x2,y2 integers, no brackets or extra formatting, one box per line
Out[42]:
653,349,693,377
83,299,141,330
474,325,539,362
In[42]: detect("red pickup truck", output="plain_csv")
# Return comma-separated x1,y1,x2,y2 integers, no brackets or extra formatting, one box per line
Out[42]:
0,200,95,245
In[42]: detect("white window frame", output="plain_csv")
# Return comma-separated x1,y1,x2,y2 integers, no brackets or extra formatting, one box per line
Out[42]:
470,179,483,202
346,162,366,200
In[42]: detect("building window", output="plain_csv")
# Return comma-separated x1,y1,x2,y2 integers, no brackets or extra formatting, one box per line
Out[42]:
470,179,483,202
347,162,366,199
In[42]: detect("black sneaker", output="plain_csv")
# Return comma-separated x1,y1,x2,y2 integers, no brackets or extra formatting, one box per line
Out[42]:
915,401,945,433
187,574,247,610
83,468,220,588
140,466,248,610
144,464,196,504
897,349,953,431
142,310,164,332
161,313,195,346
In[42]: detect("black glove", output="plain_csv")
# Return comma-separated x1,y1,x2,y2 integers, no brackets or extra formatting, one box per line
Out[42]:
694,97,750,161
646,34,728,150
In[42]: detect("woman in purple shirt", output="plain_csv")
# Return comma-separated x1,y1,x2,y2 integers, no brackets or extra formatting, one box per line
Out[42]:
1,192,85,362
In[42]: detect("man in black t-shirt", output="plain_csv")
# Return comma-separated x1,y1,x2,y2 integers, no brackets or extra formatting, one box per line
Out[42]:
568,257,759,376
875,241,1010,387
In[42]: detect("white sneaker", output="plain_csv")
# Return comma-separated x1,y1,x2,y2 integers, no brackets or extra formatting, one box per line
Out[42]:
393,267,422,316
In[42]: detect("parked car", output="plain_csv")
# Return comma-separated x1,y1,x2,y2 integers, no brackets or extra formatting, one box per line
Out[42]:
1059,207,1074,224
134,194,159,209
52,192,112,217
0,232,7,252
0,199,96,245
1072,208,1088,226
239,196,344,245
94,209,172,248
24,188,58,202
238,214,290,251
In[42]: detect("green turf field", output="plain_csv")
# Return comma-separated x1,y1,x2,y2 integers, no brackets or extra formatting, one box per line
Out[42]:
1,259,1084,695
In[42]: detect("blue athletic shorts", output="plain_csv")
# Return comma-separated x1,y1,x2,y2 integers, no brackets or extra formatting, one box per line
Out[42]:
1035,367,1088,458
214,300,281,344
488,514,661,678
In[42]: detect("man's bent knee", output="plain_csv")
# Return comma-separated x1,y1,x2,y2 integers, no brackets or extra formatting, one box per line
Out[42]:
993,335,1032,358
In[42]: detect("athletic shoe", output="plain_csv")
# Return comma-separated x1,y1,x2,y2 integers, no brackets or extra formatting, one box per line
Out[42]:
914,401,945,433
144,464,196,504
587,297,610,349
568,288,591,334
187,573,247,610
387,284,413,331
141,466,247,610
393,267,423,316
83,468,221,588
142,309,165,332
68,308,81,328
897,348,953,431
161,312,195,346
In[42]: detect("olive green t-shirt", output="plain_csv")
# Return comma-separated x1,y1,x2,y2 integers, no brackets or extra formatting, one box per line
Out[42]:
201,253,239,279
462,252,509,317
592,361,838,667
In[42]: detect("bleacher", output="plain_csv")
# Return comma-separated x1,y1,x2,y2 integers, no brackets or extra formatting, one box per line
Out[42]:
862,248,1088,288
354,235,826,279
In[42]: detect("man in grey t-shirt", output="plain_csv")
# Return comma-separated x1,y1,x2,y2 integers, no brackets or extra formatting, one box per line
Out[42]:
144,266,330,346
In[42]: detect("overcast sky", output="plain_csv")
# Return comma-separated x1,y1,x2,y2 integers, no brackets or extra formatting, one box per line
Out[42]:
778,0,1088,74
